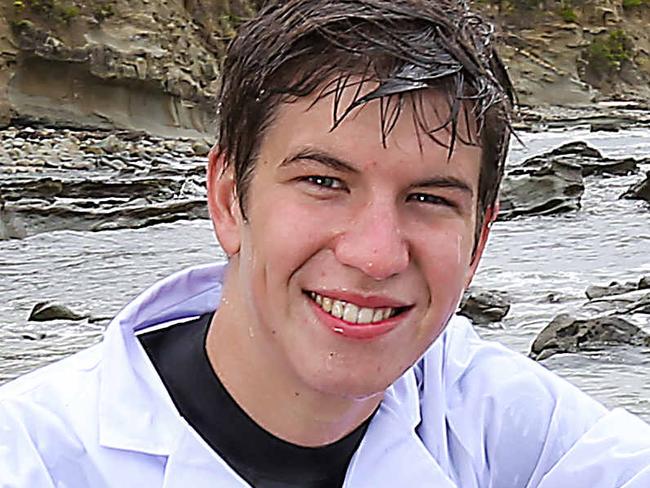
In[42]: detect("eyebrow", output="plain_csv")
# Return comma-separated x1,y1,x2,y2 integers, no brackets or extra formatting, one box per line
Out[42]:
279,149,360,174
280,148,474,197
411,175,474,197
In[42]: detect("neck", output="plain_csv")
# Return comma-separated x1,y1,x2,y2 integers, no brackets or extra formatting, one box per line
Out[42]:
205,264,381,447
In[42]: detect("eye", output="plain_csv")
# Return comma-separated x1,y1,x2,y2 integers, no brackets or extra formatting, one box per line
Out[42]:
408,193,455,207
303,175,344,190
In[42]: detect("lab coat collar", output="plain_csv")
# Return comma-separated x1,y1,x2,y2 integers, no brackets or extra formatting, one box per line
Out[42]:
343,337,457,488
98,263,226,456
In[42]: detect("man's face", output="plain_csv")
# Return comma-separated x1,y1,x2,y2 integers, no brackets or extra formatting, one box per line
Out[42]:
210,85,490,400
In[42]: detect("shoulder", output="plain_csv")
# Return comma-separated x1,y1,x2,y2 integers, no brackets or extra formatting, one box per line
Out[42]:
415,316,609,486
0,343,102,408
0,345,103,480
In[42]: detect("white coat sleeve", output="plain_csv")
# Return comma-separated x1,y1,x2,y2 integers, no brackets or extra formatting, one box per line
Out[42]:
536,408,650,487
0,399,56,488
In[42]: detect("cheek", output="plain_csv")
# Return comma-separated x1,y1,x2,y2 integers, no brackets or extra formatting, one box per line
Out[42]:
415,225,475,276
246,199,333,281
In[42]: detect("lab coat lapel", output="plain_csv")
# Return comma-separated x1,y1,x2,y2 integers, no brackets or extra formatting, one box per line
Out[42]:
344,369,457,488
162,422,251,488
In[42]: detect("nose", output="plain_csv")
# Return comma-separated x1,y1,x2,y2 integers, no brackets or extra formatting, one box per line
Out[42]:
334,201,410,280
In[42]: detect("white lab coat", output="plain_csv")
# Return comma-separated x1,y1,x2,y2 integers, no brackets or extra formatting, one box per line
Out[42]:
1,263,649,487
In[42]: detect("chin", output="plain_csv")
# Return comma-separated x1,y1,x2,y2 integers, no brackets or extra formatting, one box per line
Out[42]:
299,362,405,400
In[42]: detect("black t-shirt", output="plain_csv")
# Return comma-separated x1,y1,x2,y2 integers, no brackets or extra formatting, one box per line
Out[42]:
139,313,370,487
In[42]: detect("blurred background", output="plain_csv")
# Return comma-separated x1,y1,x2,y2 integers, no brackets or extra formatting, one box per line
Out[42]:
0,0,649,419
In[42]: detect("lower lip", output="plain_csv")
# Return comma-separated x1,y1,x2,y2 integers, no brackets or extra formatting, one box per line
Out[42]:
308,299,405,340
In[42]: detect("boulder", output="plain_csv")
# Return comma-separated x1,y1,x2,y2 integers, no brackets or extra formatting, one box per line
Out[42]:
530,314,650,361
28,301,88,322
621,171,650,203
459,288,511,324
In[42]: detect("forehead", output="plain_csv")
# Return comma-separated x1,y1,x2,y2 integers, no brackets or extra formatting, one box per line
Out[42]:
260,79,482,178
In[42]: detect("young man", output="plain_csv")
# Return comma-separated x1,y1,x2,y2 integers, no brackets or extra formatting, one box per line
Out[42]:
1,1,649,487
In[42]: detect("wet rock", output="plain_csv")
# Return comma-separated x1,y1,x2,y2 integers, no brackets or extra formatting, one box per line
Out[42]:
590,121,621,132
621,171,650,203
530,314,650,361
640,276,650,289
499,159,584,220
459,288,511,324
586,281,639,299
526,141,639,177
499,141,646,220
581,289,650,316
21,332,47,341
28,302,88,322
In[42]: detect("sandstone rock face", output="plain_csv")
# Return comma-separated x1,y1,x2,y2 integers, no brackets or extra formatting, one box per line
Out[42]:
0,0,257,137
1,1,649,135
483,4,650,108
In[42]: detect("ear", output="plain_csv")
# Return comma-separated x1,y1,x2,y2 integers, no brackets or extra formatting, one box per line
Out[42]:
465,203,499,288
207,146,242,256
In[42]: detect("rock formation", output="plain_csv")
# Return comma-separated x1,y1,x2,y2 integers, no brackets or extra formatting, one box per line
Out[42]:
500,141,647,220
0,126,209,239
499,157,585,220
531,276,650,360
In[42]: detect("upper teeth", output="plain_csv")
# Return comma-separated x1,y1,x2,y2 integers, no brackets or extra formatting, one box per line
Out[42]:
309,292,395,324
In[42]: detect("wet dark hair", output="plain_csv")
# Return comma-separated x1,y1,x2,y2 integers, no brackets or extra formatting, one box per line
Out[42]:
216,0,515,241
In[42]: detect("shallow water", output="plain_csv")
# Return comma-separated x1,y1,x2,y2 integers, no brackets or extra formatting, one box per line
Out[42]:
1,128,649,420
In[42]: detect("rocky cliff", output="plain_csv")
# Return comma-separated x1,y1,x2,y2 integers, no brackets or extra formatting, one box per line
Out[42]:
0,0,260,136
0,0,648,136
480,0,650,107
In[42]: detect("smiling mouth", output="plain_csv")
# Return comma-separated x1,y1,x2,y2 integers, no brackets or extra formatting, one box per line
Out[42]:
305,291,411,325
